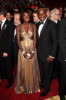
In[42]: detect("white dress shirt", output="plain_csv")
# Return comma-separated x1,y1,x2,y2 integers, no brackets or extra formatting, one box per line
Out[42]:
13,23,21,42
38,17,47,37
14,22,21,37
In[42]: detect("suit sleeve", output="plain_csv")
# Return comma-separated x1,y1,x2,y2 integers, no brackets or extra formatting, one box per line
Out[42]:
4,22,14,55
50,22,58,57
58,19,66,60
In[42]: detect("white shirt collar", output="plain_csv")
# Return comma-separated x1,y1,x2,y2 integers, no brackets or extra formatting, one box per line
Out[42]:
2,18,6,24
44,17,47,23
55,20,57,23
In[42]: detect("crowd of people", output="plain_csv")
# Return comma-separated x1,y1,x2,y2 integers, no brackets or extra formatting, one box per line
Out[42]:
0,1,66,100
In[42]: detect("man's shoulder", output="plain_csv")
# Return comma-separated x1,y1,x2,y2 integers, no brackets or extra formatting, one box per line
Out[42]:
47,18,56,25
60,17,66,22
35,21,40,26
59,18,66,26
61,17,66,20
6,20,14,27
6,19,13,24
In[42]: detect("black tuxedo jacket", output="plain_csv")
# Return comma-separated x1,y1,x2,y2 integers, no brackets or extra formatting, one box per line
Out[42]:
36,18,57,62
58,18,66,62
0,19,14,57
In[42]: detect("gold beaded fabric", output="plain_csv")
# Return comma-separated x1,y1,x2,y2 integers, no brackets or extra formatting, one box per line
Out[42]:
15,24,40,94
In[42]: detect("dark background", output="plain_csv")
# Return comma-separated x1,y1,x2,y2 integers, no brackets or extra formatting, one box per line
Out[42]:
41,0,66,9
0,0,66,10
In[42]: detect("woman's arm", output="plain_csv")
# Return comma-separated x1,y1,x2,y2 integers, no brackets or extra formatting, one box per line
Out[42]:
16,24,23,52
16,24,27,57
32,23,37,51
30,23,37,59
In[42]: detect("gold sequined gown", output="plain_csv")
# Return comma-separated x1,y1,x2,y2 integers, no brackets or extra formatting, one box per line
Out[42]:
15,24,40,94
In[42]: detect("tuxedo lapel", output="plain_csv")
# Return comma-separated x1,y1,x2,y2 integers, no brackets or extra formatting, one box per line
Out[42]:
36,22,40,39
0,20,7,37
40,19,49,37
1,20,7,32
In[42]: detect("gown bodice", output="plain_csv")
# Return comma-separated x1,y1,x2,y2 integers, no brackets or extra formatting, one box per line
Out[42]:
20,24,34,52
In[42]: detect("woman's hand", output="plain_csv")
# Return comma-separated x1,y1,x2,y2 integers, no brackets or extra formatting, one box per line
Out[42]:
30,52,34,59
23,52,27,58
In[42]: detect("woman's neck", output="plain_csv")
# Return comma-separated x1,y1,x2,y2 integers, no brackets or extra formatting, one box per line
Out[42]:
23,22,29,25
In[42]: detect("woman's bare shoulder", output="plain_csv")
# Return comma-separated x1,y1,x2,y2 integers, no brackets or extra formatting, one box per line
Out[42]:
16,24,22,29
30,23,36,28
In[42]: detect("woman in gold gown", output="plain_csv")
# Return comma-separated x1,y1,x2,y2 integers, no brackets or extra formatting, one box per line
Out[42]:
15,9,40,94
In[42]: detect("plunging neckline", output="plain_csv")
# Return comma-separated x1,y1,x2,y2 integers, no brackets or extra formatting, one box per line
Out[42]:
23,24,30,34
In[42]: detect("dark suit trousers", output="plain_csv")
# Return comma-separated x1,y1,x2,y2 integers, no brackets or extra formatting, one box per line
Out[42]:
38,61,52,92
52,59,60,78
0,57,7,79
0,56,13,83
59,61,66,97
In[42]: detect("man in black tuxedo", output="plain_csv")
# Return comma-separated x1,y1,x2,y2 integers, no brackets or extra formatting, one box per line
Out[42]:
50,8,60,79
36,7,57,96
0,9,14,88
58,18,66,100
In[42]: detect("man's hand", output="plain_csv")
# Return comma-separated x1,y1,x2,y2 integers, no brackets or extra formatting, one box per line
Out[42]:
3,52,8,57
47,56,54,62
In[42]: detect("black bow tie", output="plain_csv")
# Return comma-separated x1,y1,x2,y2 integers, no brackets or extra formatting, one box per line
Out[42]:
0,21,2,24
39,21,44,25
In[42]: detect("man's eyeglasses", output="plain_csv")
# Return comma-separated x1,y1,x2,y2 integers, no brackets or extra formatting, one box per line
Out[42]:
55,14,60,15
